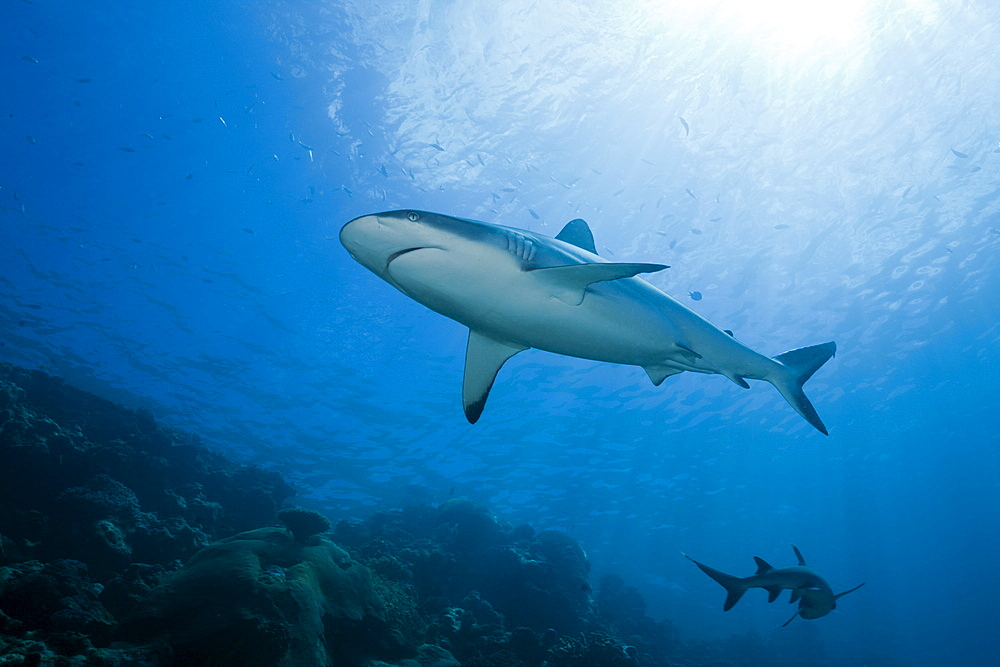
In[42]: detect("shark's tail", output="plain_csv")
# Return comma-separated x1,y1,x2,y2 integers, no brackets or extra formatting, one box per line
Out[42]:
768,341,837,435
684,554,749,611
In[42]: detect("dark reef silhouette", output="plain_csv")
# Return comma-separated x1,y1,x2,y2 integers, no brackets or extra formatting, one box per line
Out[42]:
0,362,872,666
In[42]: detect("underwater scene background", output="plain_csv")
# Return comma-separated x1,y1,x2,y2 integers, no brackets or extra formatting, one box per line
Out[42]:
2,1,999,665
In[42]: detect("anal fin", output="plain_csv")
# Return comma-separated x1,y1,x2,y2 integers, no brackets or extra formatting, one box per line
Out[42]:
764,586,782,603
463,331,527,423
644,365,684,386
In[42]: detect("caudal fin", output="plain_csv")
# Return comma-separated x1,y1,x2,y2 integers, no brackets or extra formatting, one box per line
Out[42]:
769,341,837,435
684,554,748,611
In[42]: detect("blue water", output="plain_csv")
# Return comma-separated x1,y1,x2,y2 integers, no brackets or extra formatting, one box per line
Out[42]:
3,1,999,664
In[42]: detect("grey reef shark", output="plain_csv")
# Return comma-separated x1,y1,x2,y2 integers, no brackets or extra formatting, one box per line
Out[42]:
685,546,865,626
340,210,836,433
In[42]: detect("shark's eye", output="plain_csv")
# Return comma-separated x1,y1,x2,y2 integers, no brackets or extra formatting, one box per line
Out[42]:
407,212,420,222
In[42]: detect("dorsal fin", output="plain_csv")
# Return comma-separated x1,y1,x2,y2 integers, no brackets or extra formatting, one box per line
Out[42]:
792,545,807,566
754,557,773,574
555,218,598,254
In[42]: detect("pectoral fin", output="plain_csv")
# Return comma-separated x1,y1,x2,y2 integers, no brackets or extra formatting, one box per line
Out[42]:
463,331,527,423
792,545,807,566
531,262,669,306
835,582,866,599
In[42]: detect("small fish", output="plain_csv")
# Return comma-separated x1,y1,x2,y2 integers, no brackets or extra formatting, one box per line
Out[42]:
679,116,690,136
141,132,154,140
218,116,227,126
774,224,790,230
379,164,388,178
951,148,968,158
21,56,38,63
118,146,135,152
689,291,702,301
185,173,193,179
243,228,254,234
76,78,92,83
528,209,540,220
191,118,204,123
26,135,35,144
970,166,981,173
685,188,696,199
271,72,283,80
691,228,702,235
430,142,445,151
642,158,655,166
709,217,722,222
477,154,485,166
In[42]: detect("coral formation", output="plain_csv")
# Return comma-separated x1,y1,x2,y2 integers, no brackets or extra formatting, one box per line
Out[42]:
1,362,883,667
278,506,333,543
120,526,418,666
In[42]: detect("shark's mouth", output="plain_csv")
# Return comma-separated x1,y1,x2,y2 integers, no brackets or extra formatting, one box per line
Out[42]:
385,247,425,271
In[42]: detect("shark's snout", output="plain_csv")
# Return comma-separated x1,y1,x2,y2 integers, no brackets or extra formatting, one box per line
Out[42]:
339,214,379,256
340,214,391,274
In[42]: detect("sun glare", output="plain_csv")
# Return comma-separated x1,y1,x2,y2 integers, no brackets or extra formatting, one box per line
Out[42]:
641,0,874,57
722,0,871,51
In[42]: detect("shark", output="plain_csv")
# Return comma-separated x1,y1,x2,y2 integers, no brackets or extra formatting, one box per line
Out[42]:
339,210,836,432
685,546,866,626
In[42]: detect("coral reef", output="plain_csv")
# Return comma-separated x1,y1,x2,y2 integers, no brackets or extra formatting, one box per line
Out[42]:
278,507,333,543
0,362,867,666
120,526,420,666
